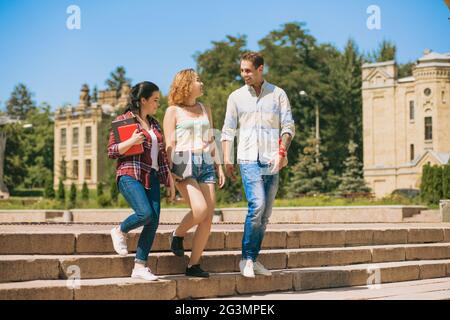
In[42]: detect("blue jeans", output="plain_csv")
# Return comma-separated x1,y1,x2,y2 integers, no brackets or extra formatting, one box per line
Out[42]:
239,160,279,261
118,172,160,264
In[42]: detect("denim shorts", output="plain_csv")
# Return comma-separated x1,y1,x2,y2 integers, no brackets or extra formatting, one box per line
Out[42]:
185,151,216,184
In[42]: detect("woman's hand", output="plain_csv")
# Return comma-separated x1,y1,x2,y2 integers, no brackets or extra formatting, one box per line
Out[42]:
166,174,177,204
130,129,145,146
217,165,226,189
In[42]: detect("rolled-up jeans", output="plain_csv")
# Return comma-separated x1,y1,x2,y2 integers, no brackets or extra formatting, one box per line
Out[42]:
118,171,160,264
239,160,279,262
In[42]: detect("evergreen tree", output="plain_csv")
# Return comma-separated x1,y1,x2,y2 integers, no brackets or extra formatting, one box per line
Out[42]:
367,40,397,62
81,182,89,201
443,165,450,199
420,164,432,204
105,66,131,98
6,83,36,119
97,182,104,198
57,180,65,202
287,134,327,197
110,176,119,204
431,165,443,204
44,178,55,199
69,183,77,208
338,141,370,194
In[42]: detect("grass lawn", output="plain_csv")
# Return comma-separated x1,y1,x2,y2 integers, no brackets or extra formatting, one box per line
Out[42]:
0,193,436,210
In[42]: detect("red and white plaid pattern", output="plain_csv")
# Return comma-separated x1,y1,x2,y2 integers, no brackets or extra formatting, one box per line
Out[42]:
108,111,170,188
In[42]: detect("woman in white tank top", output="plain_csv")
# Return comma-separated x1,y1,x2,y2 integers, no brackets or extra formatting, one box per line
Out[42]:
163,69,226,278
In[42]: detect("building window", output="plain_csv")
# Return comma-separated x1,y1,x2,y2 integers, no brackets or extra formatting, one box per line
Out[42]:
425,117,433,140
85,159,91,180
61,128,67,146
409,101,415,121
410,144,415,161
85,126,92,145
73,160,79,179
73,128,79,146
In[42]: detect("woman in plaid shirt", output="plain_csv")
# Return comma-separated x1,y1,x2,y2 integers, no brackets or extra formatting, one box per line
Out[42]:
108,81,175,281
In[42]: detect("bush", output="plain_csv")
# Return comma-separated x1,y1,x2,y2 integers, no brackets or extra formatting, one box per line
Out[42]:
81,182,89,201
431,165,443,204
57,180,65,202
69,183,77,208
44,180,55,199
97,182,104,198
443,165,450,199
97,194,111,207
110,179,119,204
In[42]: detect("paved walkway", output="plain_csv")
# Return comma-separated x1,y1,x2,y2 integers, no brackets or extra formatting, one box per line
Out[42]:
206,277,450,300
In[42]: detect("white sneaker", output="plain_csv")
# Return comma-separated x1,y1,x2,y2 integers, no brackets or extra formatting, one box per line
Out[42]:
239,259,255,278
253,261,272,276
131,267,159,281
110,227,128,256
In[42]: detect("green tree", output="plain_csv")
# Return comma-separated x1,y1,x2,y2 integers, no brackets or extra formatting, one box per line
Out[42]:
338,141,370,194
368,40,397,62
420,164,432,204
97,182,104,198
110,176,119,204
324,39,364,171
443,165,450,199
105,66,132,98
44,178,55,199
6,83,36,119
81,182,89,201
57,180,65,202
21,103,54,188
69,183,77,208
398,62,415,78
287,134,327,197
431,165,443,204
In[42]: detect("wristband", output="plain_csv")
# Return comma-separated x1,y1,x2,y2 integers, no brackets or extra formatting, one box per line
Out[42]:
278,138,287,157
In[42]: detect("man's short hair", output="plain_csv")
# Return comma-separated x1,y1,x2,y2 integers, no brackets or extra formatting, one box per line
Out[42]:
241,52,264,69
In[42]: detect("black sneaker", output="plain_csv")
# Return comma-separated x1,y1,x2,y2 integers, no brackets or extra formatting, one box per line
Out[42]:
169,231,185,257
186,264,209,278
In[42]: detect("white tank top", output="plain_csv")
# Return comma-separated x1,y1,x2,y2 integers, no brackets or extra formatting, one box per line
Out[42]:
148,129,159,170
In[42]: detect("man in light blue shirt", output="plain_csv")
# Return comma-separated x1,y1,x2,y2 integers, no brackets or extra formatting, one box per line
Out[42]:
221,52,295,278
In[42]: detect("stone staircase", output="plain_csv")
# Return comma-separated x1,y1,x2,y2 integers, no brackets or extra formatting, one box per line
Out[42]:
1,223,450,300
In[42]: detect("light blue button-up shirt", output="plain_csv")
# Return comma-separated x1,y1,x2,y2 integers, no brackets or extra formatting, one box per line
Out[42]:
221,80,296,163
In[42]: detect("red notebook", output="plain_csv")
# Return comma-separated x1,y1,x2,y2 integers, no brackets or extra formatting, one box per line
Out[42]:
117,123,144,156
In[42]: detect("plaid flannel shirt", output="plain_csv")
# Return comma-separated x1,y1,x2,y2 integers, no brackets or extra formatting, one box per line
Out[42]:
107,111,170,189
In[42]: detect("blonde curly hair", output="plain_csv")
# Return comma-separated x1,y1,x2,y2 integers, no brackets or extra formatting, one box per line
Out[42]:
168,68,197,106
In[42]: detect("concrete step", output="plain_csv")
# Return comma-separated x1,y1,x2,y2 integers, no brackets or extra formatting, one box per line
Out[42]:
1,259,449,300
0,206,431,224
208,277,450,300
1,226,449,255
2,243,450,283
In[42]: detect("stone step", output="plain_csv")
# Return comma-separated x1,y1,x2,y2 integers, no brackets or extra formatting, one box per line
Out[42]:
2,243,450,283
1,259,449,300
208,277,450,300
0,206,431,224
1,226,449,255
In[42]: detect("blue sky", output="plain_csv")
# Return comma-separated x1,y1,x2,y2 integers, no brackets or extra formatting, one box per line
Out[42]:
0,0,449,109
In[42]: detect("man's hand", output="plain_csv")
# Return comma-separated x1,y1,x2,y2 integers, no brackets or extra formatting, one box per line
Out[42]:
224,163,237,182
269,155,288,174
